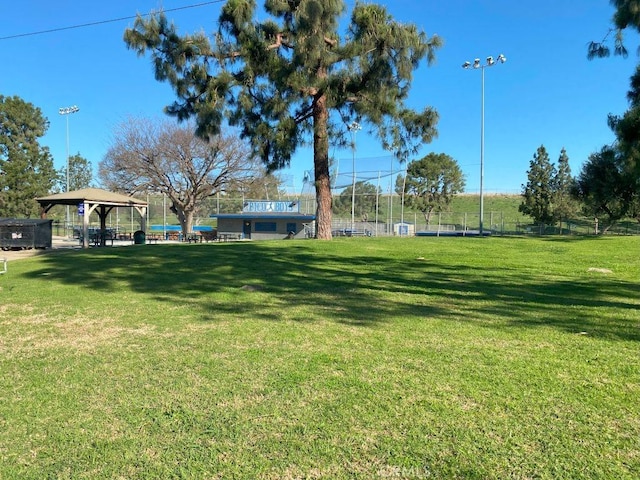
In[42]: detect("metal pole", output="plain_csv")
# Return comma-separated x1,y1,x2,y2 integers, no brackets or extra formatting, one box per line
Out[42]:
401,161,407,233
375,171,380,236
462,54,506,236
59,105,79,235
65,114,70,230
351,140,356,233
348,122,361,234
389,158,393,234
480,66,485,235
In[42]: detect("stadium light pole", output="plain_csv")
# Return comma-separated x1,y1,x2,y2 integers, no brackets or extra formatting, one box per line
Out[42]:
59,105,80,231
348,121,361,234
462,54,505,235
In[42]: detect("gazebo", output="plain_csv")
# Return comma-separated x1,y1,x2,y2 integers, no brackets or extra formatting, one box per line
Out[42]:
36,188,148,248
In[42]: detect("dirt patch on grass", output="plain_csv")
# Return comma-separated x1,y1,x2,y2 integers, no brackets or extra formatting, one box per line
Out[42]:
0,315,162,358
588,267,613,274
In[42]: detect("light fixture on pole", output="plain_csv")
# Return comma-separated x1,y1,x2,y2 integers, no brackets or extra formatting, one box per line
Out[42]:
348,121,361,234
58,105,80,231
462,54,505,235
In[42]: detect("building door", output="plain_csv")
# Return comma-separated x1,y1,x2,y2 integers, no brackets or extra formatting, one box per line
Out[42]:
243,221,251,239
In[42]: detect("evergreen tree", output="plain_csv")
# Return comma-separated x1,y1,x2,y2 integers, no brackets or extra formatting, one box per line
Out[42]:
519,145,556,226
552,147,578,230
124,0,441,239
333,181,379,220
587,0,640,59
608,66,640,196
573,146,636,231
0,95,56,217
400,152,465,226
225,171,286,202
56,153,94,192
587,1,640,222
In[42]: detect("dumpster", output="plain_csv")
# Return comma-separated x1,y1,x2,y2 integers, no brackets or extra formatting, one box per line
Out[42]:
133,230,146,245
0,218,53,250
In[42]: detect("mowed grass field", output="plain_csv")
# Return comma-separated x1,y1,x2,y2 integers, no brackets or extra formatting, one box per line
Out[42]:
1,236,639,479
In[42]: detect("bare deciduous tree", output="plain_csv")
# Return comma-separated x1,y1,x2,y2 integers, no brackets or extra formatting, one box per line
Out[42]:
99,117,258,235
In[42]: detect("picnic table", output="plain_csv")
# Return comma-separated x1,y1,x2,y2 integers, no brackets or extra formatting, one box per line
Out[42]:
332,228,372,237
186,233,202,243
218,232,241,242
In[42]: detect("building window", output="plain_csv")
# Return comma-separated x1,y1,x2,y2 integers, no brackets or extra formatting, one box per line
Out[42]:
255,222,277,232
286,223,297,234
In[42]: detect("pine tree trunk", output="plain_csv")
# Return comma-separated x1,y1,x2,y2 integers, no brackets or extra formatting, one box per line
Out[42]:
313,92,332,240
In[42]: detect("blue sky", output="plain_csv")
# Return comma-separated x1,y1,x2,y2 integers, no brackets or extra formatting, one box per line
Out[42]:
1,0,637,195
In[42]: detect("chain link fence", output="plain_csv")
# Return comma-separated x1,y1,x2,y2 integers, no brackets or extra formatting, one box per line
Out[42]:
50,193,640,237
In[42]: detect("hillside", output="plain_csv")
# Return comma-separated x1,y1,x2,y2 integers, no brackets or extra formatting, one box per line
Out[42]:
449,194,526,221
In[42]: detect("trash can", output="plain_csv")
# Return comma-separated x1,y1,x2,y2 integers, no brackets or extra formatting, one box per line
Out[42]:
133,230,146,245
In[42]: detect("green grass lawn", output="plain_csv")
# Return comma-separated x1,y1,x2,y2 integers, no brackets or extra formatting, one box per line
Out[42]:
449,193,524,217
1,236,639,479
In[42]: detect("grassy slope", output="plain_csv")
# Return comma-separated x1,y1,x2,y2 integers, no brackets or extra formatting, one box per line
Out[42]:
1,236,639,479
449,194,525,218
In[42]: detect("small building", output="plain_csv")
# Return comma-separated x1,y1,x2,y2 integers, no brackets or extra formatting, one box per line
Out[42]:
394,222,415,237
211,200,315,240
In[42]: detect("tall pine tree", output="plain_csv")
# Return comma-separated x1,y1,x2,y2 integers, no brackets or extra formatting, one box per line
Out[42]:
58,153,93,192
586,0,640,222
573,146,633,231
0,95,56,217
124,0,441,239
552,147,577,231
520,145,556,226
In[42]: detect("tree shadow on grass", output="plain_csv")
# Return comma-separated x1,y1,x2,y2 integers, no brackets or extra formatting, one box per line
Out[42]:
22,241,640,340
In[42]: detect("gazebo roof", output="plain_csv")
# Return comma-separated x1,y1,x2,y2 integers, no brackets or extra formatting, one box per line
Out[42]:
36,188,147,208
36,188,148,249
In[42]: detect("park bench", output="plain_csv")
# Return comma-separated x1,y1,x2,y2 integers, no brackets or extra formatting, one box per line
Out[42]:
146,234,160,244
217,232,242,241
186,233,202,243
332,228,372,237
79,229,116,246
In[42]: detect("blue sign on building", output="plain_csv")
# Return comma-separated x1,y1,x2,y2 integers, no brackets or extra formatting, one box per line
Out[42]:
243,201,299,213
78,202,84,216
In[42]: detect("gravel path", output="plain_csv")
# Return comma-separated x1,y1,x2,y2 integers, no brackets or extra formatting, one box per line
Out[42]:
1,236,81,262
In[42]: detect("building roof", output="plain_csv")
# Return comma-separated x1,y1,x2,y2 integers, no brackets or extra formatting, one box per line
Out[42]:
0,218,53,225
211,213,315,221
36,188,147,207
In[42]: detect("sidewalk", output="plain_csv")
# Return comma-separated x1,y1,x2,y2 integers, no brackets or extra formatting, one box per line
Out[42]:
1,235,187,262
2,236,82,262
